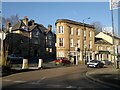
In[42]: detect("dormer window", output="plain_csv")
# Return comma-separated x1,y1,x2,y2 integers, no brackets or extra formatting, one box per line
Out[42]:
20,39,23,44
22,26,28,31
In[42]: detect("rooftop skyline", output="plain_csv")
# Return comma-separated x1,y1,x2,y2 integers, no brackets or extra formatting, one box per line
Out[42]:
2,2,118,34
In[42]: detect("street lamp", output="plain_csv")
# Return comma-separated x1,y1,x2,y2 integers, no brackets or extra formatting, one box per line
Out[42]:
75,44,78,65
84,45,87,64
28,31,32,60
83,17,90,64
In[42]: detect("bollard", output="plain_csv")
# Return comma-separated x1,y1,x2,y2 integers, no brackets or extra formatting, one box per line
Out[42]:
22,59,28,69
38,59,43,69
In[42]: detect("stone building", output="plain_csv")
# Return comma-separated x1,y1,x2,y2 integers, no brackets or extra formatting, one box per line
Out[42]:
44,25,56,62
95,37,112,61
55,19,95,64
95,31,120,63
3,16,56,64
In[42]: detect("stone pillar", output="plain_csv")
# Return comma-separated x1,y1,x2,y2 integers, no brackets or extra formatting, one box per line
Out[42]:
80,51,83,61
38,59,43,69
88,52,90,62
97,54,99,60
22,59,28,69
92,52,95,60
102,54,104,60
108,54,111,61
99,54,101,61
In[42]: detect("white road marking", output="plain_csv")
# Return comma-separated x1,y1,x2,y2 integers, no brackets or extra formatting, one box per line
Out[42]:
47,84,62,87
3,79,11,82
29,77,46,85
66,85,76,88
13,80,27,83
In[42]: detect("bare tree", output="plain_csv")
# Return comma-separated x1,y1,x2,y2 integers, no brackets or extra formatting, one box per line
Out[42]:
91,21,103,35
2,14,19,27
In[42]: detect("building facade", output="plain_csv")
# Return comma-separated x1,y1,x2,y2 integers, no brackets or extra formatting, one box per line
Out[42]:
95,31,120,63
3,16,56,64
45,25,56,62
55,19,95,64
95,37,113,62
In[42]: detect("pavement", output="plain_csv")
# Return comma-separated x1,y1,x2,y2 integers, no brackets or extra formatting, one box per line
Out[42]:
86,65,120,89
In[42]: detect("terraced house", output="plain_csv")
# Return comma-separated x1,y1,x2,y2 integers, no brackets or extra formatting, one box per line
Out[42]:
3,16,56,65
55,19,95,64
95,31,120,63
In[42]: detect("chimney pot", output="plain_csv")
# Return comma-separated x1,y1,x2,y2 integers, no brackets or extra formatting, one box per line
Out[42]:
48,24,52,31
6,21,11,30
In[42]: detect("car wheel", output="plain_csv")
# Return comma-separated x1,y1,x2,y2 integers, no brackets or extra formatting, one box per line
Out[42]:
96,65,99,68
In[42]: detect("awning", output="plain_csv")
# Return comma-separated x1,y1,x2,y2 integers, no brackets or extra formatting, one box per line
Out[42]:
99,50,110,54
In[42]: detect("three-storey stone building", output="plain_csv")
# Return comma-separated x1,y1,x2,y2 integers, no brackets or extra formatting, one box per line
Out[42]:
55,19,95,64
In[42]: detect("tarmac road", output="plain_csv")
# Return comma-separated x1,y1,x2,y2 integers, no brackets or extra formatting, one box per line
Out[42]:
2,65,114,90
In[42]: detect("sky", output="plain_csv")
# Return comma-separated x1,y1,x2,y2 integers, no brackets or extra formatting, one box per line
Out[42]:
2,1,118,35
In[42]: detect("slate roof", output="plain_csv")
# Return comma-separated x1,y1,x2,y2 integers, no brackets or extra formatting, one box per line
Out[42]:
102,32,120,40
95,37,112,45
12,21,21,30
55,19,95,28
12,19,47,33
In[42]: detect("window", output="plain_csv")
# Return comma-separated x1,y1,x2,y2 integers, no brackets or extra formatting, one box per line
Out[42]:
20,39,23,44
84,30,86,37
90,41,92,49
100,46,103,50
70,39,73,47
107,46,110,50
58,51,64,57
49,41,52,46
59,38,64,47
32,38,39,44
58,26,64,34
77,39,80,47
50,48,52,52
46,35,52,46
76,29,80,36
33,30,39,38
90,31,92,37
84,41,86,49
70,28,73,35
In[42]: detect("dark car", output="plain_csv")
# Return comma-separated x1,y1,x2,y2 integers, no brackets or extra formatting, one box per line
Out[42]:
54,57,71,66
8,54,23,60
102,60,112,65
87,60,104,68
7,54,23,64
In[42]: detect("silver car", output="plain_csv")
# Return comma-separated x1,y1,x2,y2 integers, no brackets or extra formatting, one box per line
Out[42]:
87,60,104,68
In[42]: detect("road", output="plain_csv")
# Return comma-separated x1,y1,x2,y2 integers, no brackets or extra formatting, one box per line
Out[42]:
2,65,112,89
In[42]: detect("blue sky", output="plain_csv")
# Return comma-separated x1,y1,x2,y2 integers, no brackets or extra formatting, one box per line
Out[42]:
2,2,118,34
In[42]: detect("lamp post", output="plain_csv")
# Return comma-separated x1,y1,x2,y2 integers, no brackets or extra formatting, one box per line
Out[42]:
83,17,90,64
75,44,78,65
84,45,87,64
28,31,32,60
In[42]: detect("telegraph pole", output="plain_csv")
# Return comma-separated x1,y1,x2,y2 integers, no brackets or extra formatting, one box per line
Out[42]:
110,0,118,69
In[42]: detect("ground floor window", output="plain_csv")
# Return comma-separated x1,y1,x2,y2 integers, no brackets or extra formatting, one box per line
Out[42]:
57,51,64,57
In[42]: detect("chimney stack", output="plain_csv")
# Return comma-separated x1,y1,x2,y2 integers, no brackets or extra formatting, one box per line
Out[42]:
48,24,52,31
23,16,28,26
6,21,11,30
30,20,35,26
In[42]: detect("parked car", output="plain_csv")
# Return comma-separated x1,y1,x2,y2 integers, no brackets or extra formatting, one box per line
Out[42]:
8,54,23,60
54,57,71,66
7,54,23,65
87,60,104,68
102,60,112,65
